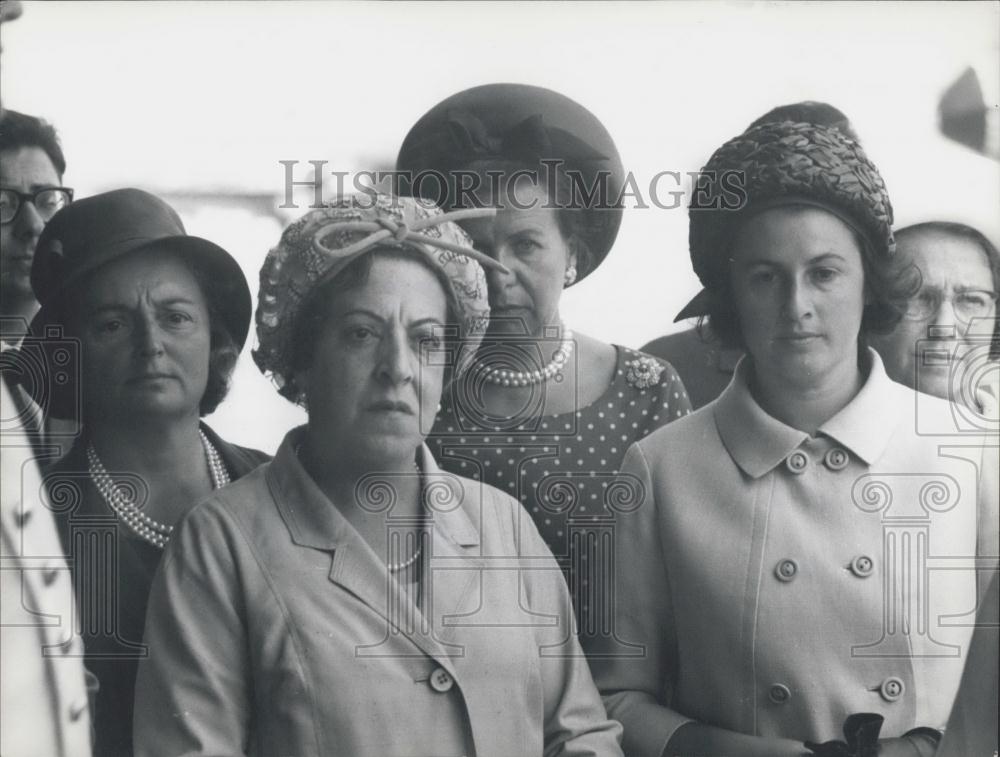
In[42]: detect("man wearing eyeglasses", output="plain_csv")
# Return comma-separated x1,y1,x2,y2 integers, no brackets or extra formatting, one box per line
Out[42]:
1,109,72,344
873,221,999,413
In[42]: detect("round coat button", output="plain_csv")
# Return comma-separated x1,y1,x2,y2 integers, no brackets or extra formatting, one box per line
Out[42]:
824,447,850,471
785,451,808,474
879,676,904,702
768,683,791,704
850,555,875,578
775,559,798,582
429,667,454,693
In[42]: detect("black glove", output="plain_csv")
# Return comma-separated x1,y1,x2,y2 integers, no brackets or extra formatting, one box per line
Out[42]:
805,714,942,757
805,713,885,757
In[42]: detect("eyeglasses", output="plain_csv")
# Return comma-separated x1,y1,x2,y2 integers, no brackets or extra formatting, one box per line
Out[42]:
0,187,74,225
903,287,999,322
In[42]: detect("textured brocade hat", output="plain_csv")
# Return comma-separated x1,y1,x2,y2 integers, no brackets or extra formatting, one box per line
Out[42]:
396,83,625,284
253,194,504,402
676,120,895,321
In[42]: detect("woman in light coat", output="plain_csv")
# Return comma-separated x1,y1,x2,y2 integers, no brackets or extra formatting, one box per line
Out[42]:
588,122,998,757
133,194,624,757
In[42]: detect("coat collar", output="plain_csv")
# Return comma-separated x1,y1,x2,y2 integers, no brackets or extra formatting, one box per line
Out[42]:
268,427,481,551
714,348,901,478
266,427,484,671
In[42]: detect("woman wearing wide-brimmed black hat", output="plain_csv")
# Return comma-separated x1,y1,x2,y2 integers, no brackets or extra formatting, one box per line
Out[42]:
398,83,692,643
29,188,269,757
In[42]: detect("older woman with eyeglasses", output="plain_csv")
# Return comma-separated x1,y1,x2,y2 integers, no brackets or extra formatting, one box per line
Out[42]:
871,221,999,415
588,123,998,757
134,194,623,757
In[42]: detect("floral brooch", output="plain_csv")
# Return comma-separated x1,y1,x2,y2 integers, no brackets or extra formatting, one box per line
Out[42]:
625,356,665,389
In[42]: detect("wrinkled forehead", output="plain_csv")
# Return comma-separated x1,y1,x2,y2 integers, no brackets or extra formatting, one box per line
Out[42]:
0,146,60,186
899,230,995,289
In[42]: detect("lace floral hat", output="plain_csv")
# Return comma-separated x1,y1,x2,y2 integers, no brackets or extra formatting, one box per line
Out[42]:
253,194,505,402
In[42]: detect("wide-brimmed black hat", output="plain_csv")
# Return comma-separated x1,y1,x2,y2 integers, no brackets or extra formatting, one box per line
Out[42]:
29,188,252,418
396,83,624,284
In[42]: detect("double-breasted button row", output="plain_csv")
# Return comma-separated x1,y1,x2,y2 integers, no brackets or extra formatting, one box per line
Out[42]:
774,555,875,583
879,676,905,702
850,555,875,578
769,678,904,707
768,683,791,704
429,667,454,693
774,559,798,582
824,447,850,471
785,447,851,474
785,452,808,474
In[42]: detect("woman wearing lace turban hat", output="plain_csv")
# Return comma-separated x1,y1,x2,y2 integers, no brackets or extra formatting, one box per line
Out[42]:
135,193,625,757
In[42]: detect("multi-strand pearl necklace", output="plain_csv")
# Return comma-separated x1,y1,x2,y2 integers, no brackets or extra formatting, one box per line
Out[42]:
86,429,231,549
478,326,575,387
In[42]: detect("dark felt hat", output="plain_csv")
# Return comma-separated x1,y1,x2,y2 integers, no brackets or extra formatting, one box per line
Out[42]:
396,83,624,284
29,188,251,417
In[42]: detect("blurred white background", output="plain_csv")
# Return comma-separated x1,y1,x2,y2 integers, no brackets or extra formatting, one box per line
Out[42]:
2,0,997,452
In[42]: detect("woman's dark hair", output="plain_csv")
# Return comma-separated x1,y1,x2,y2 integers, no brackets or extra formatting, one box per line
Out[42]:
700,207,920,352
187,259,240,416
286,246,463,400
0,109,67,176
895,221,1000,359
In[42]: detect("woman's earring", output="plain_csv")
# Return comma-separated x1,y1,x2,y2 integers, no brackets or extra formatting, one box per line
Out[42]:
564,265,577,287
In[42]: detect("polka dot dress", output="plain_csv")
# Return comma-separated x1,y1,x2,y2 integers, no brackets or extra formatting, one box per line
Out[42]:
429,346,692,637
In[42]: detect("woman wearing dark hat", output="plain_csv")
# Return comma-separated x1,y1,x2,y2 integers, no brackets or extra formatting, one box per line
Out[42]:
588,123,998,756
133,194,624,757
640,100,860,410
30,188,269,757
397,84,691,643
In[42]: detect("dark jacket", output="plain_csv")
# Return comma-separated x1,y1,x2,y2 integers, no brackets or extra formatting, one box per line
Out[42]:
46,424,269,757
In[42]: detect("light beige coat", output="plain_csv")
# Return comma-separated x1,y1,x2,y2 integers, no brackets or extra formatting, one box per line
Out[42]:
589,352,998,756
134,429,623,757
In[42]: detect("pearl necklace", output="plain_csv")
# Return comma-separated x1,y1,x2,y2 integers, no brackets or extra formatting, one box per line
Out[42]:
387,544,423,572
478,326,575,387
86,429,231,549
387,462,424,572
297,446,425,573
